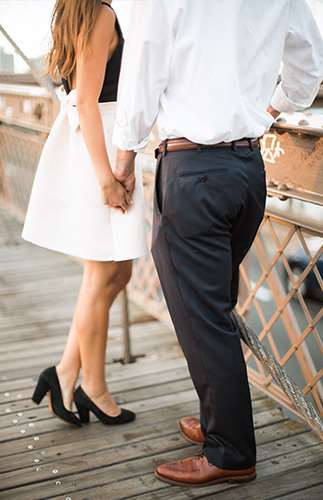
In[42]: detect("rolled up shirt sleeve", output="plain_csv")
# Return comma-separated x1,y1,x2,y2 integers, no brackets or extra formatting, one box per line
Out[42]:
113,0,175,152
271,0,323,113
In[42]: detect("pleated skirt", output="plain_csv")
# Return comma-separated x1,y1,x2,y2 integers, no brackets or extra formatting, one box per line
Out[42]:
22,88,148,261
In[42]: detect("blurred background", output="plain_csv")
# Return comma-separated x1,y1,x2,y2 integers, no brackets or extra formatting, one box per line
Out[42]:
0,0,134,74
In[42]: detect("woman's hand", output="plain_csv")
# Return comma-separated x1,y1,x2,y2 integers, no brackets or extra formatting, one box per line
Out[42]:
101,177,131,213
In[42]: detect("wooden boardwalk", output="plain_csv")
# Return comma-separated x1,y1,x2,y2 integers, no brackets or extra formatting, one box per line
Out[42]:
0,206,322,500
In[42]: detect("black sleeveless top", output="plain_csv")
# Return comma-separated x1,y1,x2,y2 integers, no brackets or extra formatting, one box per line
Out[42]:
61,2,124,102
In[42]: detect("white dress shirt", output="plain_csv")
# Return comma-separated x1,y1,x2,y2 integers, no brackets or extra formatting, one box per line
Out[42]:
113,0,323,150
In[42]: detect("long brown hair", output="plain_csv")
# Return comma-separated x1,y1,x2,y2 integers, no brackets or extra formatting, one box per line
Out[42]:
47,0,109,87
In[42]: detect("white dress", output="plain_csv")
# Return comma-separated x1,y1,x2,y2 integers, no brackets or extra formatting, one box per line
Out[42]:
22,87,148,261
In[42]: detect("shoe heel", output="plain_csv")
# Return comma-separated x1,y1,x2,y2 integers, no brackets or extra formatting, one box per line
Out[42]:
32,375,50,404
75,402,90,423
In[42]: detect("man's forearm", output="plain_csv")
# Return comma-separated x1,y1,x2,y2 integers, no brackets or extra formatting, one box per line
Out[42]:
115,149,136,180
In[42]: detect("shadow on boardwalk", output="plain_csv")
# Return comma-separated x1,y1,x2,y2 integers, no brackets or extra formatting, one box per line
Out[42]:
0,206,322,499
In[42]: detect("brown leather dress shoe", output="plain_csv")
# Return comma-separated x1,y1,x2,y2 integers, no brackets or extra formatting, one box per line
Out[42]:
178,416,204,444
155,455,256,487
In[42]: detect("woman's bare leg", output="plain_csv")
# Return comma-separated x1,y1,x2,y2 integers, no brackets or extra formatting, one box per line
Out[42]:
77,259,132,415
56,318,81,410
56,259,132,413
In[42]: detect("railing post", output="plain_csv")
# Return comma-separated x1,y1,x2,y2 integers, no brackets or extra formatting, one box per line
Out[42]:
0,125,11,208
120,288,132,364
0,149,4,199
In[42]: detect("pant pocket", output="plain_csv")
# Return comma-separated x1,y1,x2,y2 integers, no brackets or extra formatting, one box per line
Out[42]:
154,154,163,216
167,171,231,239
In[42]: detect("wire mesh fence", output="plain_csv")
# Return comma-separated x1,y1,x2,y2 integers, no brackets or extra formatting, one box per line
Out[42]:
0,122,46,221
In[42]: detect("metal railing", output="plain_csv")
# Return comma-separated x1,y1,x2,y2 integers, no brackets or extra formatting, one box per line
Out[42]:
0,112,322,435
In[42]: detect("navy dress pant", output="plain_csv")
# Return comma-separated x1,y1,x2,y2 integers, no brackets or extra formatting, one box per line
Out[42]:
151,144,266,469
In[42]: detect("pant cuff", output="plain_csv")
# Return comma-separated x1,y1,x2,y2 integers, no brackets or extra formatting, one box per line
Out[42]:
203,443,256,470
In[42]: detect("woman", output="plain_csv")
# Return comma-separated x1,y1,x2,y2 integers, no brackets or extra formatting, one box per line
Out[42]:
22,0,147,426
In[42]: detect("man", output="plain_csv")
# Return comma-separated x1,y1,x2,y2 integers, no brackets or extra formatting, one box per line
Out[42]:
113,0,323,487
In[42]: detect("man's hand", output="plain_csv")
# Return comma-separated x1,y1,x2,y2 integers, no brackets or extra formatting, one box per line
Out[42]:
115,149,137,198
267,105,280,120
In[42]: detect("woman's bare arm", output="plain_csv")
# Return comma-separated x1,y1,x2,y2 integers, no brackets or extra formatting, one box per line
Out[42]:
75,5,130,212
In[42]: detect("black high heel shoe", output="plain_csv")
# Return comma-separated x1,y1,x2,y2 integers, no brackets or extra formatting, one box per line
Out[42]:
32,366,82,427
74,385,136,425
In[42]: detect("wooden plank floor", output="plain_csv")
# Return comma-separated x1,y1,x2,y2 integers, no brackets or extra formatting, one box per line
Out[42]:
0,206,322,500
